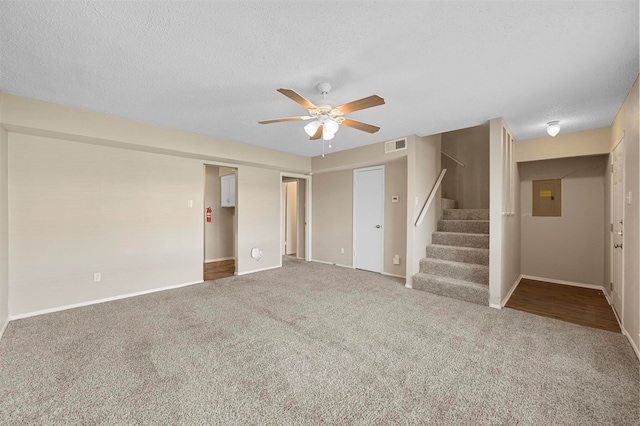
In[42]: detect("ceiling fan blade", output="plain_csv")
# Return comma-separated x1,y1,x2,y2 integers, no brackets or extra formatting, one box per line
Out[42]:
341,118,381,134
337,95,385,114
277,88,318,110
259,116,313,124
310,125,323,140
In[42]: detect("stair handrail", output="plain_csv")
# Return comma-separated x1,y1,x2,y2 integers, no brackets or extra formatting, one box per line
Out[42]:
415,168,447,227
441,151,465,167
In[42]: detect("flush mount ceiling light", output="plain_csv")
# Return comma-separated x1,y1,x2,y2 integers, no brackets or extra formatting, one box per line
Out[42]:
546,121,561,137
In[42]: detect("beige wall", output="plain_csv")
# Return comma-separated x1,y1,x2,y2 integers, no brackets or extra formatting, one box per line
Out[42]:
441,124,490,208
1,92,296,318
520,156,607,286
235,166,281,274
610,76,639,354
0,93,311,173
517,127,610,163
204,165,234,262
8,133,204,316
311,137,407,174
406,135,442,286
0,122,8,335
311,137,411,276
311,170,353,267
384,158,407,277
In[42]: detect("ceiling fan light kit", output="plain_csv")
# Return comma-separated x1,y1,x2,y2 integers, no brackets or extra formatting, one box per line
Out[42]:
304,120,321,136
259,82,385,151
324,118,339,135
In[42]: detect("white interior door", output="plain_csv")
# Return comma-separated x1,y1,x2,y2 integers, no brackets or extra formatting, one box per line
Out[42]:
354,166,384,273
612,140,624,317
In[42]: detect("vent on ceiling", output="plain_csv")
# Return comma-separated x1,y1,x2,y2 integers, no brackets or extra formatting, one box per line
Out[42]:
385,138,407,154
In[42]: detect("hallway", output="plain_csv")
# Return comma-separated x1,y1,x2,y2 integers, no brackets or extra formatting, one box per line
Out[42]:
506,278,620,333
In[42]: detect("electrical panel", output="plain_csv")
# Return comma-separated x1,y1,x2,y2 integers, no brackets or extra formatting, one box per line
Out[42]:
532,179,561,216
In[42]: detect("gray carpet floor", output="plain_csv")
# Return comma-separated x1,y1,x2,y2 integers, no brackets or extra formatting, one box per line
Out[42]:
1,257,638,425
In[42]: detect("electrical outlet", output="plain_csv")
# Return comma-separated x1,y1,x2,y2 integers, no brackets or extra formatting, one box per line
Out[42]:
93,272,101,283
340,248,344,254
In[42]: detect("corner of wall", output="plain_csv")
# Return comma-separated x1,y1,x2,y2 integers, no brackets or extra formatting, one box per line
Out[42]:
0,123,9,333
488,118,504,307
406,134,441,283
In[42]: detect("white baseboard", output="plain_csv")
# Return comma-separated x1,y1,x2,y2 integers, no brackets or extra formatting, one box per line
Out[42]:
9,280,204,321
310,259,353,269
204,257,234,263
621,327,640,361
235,264,280,276
499,275,523,308
602,290,625,334
489,303,501,309
0,317,8,340
520,275,604,291
526,275,639,362
404,283,413,289
382,272,406,279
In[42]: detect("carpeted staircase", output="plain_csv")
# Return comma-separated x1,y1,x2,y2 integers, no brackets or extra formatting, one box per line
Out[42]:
413,199,489,305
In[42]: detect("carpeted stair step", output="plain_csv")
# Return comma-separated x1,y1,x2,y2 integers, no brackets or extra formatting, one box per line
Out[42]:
425,245,489,266
441,198,458,210
412,272,489,306
438,219,489,234
443,209,489,221
420,258,489,284
432,231,489,249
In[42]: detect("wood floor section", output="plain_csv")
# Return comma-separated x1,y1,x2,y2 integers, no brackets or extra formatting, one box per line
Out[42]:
505,278,621,333
204,259,235,281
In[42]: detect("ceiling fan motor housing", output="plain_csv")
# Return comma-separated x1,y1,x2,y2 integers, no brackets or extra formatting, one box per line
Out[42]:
316,82,332,95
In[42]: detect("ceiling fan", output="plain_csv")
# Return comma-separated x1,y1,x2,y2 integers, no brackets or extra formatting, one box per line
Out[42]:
259,82,385,142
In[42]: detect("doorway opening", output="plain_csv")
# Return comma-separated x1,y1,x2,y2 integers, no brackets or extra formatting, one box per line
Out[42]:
283,180,298,256
281,174,311,263
204,164,236,281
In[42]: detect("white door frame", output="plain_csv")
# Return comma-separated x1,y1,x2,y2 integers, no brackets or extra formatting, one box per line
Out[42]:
282,181,298,255
280,173,312,265
202,162,239,276
353,165,385,273
610,137,625,319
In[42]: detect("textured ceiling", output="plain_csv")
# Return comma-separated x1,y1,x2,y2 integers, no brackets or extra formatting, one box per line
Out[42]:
1,1,638,157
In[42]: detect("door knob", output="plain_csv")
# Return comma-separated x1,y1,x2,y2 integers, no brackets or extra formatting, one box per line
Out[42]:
375,225,381,228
